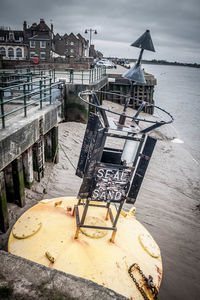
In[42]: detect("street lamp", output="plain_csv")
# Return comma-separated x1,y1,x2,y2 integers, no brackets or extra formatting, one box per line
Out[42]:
85,28,97,56
85,28,97,48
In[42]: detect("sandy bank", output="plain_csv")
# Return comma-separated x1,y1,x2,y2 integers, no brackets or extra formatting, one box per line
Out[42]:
1,100,199,299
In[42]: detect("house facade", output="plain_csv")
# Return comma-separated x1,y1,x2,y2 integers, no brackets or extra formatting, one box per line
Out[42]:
0,27,28,60
24,19,54,61
0,19,101,63
54,32,89,57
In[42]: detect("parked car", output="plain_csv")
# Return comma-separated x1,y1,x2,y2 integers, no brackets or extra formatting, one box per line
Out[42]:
96,59,117,69
124,62,131,69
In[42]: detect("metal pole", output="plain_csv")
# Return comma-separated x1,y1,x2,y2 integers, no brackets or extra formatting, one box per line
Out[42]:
49,78,52,104
44,76,46,101
80,199,90,225
0,89,5,129
40,80,42,109
23,83,27,117
27,75,30,100
89,29,92,49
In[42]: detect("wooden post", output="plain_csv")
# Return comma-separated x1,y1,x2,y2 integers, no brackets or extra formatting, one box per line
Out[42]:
4,163,15,202
12,156,25,207
32,138,45,182
0,171,9,232
22,147,34,189
44,131,52,162
52,126,59,164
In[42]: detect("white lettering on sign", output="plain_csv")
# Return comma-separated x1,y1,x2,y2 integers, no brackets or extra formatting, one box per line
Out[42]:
92,167,132,202
96,168,130,181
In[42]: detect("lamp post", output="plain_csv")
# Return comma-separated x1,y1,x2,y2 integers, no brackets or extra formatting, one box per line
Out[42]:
85,28,97,56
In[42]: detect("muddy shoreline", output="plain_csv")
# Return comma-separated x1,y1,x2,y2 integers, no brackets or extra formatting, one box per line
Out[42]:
1,101,199,299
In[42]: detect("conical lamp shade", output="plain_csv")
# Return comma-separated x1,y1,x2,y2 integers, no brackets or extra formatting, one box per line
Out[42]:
131,30,155,52
123,64,146,84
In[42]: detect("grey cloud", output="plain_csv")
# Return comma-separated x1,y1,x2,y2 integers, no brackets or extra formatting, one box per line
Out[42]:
0,0,199,62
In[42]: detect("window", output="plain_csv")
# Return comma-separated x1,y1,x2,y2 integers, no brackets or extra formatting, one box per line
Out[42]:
16,48,22,58
8,47,14,58
40,41,46,48
9,32,14,41
0,47,6,56
19,36,23,42
66,42,68,45
70,49,74,53
70,41,74,45
30,40,35,48
30,51,35,58
40,52,46,59
0,37,4,41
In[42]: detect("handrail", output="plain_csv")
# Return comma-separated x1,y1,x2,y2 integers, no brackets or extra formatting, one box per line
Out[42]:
0,70,62,129
61,66,106,85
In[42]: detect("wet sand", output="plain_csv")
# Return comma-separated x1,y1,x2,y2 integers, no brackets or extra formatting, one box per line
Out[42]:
2,100,200,299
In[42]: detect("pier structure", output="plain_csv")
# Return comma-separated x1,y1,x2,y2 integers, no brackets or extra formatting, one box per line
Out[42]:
0,66,62,232
106,67,157,115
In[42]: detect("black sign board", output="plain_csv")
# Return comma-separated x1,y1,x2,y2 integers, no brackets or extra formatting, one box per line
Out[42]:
91,164,134,202
76,113,104,178
127,135,157,204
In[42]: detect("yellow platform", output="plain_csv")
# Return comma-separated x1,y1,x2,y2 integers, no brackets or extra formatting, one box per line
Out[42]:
8,197,162,299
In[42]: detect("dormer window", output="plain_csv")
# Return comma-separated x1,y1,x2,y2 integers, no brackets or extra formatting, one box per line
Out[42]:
9,32,14,41
70,41,74,45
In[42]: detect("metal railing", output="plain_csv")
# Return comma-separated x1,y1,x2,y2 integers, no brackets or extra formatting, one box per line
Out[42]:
55,67,106,85
0,71,61,129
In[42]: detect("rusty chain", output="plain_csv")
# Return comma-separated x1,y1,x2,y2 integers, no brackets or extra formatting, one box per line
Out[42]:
128,263,158,300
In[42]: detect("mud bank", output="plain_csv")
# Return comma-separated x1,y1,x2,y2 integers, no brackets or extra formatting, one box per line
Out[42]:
1,101,199,299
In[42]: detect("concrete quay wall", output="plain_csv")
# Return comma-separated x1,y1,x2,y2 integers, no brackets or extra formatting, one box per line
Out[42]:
0,104,59,172
0,250,127,300
0,103,60,232
64,76,108,122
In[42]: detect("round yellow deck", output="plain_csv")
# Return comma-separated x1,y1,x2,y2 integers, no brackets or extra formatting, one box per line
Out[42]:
8,197,162,299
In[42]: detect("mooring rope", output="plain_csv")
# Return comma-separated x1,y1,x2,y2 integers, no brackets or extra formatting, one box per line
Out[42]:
59,142,76,170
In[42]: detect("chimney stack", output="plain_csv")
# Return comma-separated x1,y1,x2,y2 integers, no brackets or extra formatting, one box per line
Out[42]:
23,21,27,31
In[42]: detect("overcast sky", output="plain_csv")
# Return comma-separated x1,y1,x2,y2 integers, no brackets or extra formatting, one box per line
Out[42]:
0,0,199,63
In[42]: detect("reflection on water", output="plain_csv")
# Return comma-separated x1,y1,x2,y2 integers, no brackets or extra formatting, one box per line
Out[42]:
171,138,184,144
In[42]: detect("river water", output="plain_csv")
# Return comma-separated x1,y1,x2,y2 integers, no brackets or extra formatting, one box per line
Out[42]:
134,64,200,300
41,64,199,300
10,64,199,299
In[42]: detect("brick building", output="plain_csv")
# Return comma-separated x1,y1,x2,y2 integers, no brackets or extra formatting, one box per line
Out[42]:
24,19,54,61
0,18,101,63
0,27,28,60
54,32,89,57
